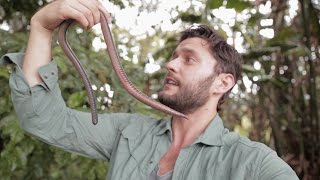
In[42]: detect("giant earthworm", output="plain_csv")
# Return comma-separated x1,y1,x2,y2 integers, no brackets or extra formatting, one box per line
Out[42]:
57,12,187,125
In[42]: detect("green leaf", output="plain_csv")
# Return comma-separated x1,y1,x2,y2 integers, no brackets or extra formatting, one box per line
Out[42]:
242,47,278,60
0,67,9,79
242,64,259,73
67,91,86,108
247,13,263,27
208,0,224,9
179,13,202,23
226,0,252,12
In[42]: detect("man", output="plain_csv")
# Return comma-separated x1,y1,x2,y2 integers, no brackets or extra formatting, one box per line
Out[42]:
0,0,299,179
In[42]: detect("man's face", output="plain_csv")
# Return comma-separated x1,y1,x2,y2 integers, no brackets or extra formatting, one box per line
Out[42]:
158,37,217,114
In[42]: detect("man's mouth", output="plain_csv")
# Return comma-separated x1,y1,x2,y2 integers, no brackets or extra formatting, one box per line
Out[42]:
165,77,179,86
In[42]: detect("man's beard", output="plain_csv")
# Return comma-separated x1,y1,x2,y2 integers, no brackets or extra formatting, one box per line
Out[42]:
158,74,215,114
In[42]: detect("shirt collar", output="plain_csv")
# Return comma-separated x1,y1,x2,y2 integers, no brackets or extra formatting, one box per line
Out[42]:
194,114,224,146
155,114,225,146
155,118,172,136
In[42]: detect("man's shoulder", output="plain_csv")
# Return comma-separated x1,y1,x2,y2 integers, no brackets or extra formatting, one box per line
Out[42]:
220,131,299,179
220,130,277,165
222,130,273,154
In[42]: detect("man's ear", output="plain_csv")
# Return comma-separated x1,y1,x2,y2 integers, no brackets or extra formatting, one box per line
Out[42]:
211,73,235,94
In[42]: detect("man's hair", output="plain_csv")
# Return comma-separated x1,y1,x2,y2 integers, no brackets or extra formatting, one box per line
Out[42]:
178,24,242,112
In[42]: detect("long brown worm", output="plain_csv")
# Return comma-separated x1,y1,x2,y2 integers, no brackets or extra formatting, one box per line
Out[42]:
57,12,187,125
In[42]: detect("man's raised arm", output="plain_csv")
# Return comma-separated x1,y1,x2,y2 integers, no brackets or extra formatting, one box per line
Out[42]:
23,0,110,86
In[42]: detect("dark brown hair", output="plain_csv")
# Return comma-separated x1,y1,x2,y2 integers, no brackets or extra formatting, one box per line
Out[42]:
179,24,242,112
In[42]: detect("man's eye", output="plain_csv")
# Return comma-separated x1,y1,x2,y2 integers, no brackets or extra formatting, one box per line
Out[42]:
186,58,195,63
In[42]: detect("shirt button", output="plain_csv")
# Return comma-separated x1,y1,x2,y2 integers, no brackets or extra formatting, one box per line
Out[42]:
51,71,55,75
149,161,153,164
43,74,48,79
23,90,31,95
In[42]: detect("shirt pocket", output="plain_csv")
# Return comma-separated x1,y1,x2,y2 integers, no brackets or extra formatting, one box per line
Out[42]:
121,124,156,176
113,134,149,179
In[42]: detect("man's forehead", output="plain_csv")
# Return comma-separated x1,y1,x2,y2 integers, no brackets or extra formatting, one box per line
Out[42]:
177,38,210,50
175,37,211,54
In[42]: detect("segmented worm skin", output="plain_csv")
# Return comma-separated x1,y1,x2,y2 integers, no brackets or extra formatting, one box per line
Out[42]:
58,12,187,125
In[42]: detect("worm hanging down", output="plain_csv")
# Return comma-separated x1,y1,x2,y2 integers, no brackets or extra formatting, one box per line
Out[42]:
58,12,187,125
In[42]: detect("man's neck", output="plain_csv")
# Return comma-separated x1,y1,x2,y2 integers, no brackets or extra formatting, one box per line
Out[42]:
171,105,218,148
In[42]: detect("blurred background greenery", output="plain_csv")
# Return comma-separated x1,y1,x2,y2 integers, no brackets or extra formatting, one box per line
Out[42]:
0,0,319,179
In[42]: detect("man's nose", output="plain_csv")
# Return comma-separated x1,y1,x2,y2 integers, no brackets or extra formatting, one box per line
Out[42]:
166,58,180,73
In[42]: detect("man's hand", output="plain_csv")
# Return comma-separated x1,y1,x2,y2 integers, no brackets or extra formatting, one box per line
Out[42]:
23,0,111,86
31,0,111,32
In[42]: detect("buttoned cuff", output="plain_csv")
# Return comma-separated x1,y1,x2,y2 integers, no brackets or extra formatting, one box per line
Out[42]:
0,52,58,92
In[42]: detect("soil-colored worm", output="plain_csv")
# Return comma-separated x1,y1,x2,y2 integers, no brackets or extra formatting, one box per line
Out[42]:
58,12,187,125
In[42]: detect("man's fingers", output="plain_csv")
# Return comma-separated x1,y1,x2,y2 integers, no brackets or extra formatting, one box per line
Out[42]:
64,5,90,28
78,0,101,26
58,0,111,29
69,1,95,28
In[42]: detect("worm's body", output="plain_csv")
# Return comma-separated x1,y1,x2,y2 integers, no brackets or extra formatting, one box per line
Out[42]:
58,13,187,125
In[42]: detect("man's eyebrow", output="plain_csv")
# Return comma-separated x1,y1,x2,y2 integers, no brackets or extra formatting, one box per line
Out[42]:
172,47,200,58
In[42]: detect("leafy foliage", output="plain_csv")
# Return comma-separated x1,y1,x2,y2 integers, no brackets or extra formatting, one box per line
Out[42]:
1,0,320,179
226,0,252,12
207,0,223,9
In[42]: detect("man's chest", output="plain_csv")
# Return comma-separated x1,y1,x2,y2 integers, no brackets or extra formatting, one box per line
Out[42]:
158,146,181,176
106,133,259,180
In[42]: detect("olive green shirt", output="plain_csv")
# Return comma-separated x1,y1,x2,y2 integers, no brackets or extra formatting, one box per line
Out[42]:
1,53,299,180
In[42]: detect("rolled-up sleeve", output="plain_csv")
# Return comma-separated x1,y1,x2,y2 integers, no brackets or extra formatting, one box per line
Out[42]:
1,53,133,160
